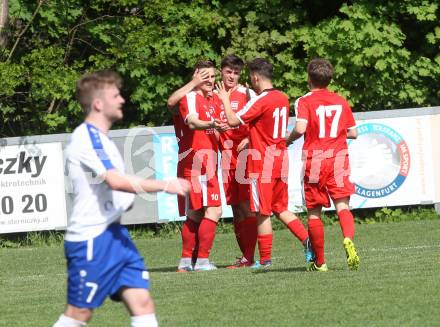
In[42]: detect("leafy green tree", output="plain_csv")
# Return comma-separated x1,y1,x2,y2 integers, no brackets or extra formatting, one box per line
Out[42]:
0,0,438,137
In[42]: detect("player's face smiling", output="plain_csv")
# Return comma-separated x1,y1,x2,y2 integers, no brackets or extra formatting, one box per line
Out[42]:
100,85,125,122
221,67,240,90
197,67,215,94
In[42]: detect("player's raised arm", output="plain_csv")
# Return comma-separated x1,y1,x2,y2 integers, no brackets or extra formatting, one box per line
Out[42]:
167,69,210,109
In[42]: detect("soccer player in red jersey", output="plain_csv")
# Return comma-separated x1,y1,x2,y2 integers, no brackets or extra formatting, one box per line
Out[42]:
173,60,228,271
168,55,258,268
215,55,258,268
220,58,314,269
286,58,360,271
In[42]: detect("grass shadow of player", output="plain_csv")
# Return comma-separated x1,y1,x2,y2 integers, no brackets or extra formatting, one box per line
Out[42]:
148,266,180,273
252,266,307,274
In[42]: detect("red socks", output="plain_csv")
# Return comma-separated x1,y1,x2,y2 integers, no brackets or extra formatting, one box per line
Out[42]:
338,209,355,239
181,218,199,258
233,219,246,254
238,217,258,263
257,233,273,263
308,218,325,266
286,219,309,244
197,218,218,258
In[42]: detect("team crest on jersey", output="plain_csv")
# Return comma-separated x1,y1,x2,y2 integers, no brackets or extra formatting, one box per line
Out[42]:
231,101,239,111
348,123,410,198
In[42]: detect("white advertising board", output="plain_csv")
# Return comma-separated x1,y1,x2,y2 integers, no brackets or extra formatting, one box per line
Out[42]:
0,142,67,233
288,115,438,211
0,107,439,233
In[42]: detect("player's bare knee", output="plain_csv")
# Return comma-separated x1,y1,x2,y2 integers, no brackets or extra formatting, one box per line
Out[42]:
277,210,297,224
205,206,222,219
64,305,93,322
256,214,270,224
131,296,155,316
334,197,350,213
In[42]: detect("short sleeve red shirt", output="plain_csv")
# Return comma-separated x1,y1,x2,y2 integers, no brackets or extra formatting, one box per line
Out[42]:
178,91,219,176
237,89,290,178
214,86,256,169
295,89,355,157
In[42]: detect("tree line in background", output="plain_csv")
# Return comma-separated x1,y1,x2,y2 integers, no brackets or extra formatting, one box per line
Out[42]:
0,0,439,137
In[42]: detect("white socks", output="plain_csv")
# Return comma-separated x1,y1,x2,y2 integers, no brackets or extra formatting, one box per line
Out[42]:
131,314,158,327
53,314,87,327
53,313,157,326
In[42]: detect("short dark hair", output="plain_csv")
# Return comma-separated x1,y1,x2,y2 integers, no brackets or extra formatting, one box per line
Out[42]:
76,70,122,114
307,58,333,88
248,58,273,80
194,60,215,70
221,54,244,71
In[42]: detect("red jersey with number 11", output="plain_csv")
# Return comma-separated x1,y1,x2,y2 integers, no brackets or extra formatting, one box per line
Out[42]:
237,89,289,178
295,89,355,156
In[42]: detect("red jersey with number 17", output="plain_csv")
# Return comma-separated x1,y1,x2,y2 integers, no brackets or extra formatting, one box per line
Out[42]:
295,89,355,157
236,89,289,178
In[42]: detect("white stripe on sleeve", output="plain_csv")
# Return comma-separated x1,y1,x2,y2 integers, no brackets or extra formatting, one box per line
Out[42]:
236,91,268,124
184,92,199,123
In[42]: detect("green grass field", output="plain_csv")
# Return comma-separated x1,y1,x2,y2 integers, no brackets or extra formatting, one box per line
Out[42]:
1,219,440,327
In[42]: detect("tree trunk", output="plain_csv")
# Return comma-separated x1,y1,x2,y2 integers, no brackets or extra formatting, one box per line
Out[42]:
0,0,8,47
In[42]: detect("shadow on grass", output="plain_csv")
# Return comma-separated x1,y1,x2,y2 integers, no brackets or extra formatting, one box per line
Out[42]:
148,265,347,274
248,266,347,273
254,266,306,273
149,266,179,273
148,265,307,273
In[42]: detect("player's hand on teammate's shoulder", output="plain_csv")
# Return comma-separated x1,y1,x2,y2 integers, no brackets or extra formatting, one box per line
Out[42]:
164,178,191,196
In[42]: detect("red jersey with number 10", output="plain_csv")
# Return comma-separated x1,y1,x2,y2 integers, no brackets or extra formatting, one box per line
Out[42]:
178,91,219,176
295,89,355,157
237,89,289,178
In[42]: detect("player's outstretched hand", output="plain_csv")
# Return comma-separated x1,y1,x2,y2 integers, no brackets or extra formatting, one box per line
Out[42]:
215,81,235,102
164,178,191,196
193,69,210,86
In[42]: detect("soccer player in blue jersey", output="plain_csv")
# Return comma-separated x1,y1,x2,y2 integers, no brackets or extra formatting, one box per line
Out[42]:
52,71,190,327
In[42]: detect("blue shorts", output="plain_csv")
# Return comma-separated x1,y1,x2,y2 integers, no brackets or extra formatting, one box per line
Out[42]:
64,223,150,308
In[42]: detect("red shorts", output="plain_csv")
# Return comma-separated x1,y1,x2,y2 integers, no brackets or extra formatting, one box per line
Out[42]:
250,177,288,216
303,154,355,209
177,174,222,216
222,169,250,206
